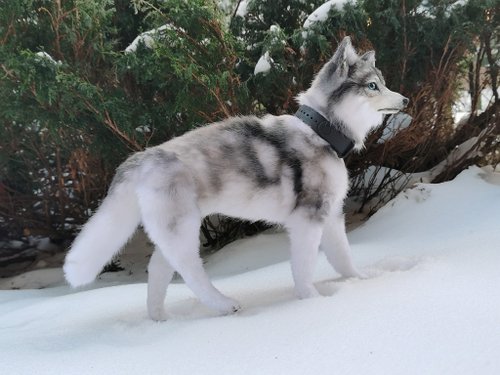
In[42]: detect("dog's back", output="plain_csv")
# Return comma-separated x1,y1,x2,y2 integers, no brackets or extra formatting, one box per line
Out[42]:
158,115,349,222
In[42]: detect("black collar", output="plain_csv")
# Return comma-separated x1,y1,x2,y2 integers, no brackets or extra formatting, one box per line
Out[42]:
295,105,355,158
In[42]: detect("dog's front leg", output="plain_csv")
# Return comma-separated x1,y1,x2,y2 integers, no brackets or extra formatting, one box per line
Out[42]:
321,213,363,278
285,215,323,299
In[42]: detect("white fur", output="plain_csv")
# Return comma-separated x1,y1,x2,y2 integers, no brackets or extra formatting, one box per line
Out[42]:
63,182,141,286
64,37,406,321
334,93,383,149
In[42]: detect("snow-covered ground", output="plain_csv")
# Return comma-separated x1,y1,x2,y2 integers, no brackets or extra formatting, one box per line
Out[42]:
453,87,499,124
1,166,500,374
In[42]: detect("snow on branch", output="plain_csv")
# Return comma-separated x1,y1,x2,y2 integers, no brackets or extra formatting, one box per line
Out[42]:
254,51,273,75
125,24,179,53
35,51,62,65
303,0,349,29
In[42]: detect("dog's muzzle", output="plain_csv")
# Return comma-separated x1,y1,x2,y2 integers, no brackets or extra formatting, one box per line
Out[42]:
378,96,410,114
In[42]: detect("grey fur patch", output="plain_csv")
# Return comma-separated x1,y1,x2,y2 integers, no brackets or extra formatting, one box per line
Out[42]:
144,148,179,165
329,80,360,104
348,63,357,77
226,118,304,196
323,61,338,80
301,134,337,158
143,115,345,221
296,192,331,222
329,59,386,105
223,117,341,221
149,149,188,195
110,148,181,195
140,148,196,233
167,217,178,232
109,151,145,192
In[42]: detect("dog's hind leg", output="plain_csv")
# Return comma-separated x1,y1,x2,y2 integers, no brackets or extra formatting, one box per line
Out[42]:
147,247,175,321
137,151,240,316
321,212,363,278
285,214,323,299
143,209,240,315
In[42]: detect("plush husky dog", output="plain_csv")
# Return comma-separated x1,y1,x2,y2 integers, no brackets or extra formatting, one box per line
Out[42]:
64,36,408,320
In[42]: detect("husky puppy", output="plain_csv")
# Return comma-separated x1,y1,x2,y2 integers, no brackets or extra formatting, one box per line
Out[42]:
64,36,408,320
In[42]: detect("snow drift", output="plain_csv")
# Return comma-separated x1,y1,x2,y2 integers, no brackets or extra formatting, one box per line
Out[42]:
1,166,499,374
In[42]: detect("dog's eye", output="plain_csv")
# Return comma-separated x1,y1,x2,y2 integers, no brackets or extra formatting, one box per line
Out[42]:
367,82,378,91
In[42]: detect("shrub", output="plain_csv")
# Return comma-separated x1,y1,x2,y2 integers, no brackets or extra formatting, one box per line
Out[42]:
0,0,247,239
1,0,498,244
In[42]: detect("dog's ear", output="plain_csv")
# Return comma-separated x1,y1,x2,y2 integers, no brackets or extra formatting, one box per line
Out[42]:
312,36,357,86
331,36,358,77
360,50,376,67
338,36,358,64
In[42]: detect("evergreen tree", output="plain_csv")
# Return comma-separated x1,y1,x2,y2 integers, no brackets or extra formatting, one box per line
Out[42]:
0,0,497,243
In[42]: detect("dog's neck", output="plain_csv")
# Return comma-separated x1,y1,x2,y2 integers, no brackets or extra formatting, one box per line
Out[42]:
295,105,354,158
296,90,330,119
296,90,383,151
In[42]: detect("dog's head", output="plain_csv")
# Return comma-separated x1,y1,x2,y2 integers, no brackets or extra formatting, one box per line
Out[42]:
316,36,408,114
298,37,409,147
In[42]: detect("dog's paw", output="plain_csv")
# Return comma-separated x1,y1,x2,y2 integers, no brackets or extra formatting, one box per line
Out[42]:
148,307,168,322
210,296,241,315
219,300,242,315
294,286,321,300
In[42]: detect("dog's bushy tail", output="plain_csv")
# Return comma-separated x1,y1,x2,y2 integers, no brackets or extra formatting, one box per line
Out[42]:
63,156,143,287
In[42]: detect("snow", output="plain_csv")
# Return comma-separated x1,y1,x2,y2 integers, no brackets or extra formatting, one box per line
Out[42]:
125,30,158,53
453,87,500,124
217,0,248,18
303,0,349,29
415,0,468,18
236,0,248,17
269,24,280,34
301,1,350,47
357,132,492,203
125,25,178,53
254,51,273,75
1,166,500,374
135,125,151,134
378,112,413,143
35,51,61,65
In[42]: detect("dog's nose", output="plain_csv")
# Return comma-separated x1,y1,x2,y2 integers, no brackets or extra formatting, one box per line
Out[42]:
402,97,409,107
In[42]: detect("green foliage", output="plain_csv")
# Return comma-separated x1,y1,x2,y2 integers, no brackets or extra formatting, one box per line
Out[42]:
0,0,246,237
0,0,497,240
